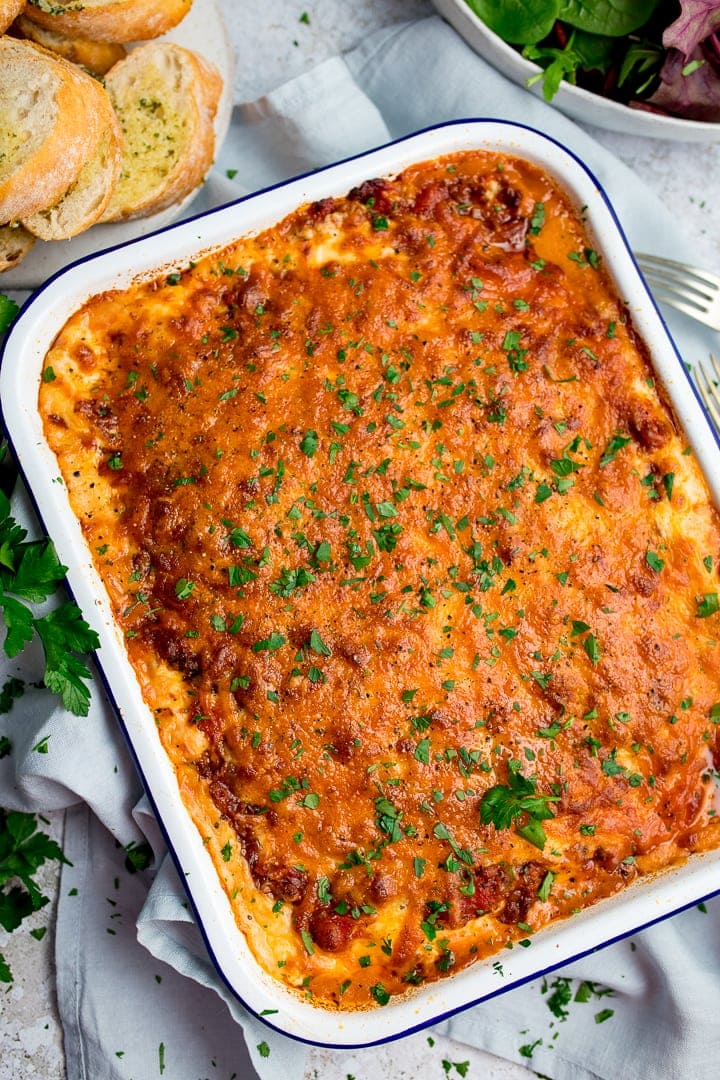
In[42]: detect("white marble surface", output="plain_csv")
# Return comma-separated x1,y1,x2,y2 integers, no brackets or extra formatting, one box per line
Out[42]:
1,1,718,1078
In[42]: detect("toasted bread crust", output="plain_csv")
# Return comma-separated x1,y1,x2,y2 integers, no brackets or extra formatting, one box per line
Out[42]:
23,0,193,43
102,41,221,222
0,38,120,223
23,110,121,239
0,222,34,272
13,13,127,73
0,0,25,34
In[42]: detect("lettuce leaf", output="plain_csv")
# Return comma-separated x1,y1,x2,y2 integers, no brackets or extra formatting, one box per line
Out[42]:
646,43,720,120
662,0,720,57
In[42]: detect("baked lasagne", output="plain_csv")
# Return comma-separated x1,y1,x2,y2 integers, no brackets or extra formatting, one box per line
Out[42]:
39,150,720,1009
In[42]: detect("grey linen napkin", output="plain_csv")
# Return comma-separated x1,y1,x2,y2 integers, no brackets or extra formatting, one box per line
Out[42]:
1,16,719,1080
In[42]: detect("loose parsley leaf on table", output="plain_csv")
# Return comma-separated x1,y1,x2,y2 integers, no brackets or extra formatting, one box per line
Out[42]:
0,294,18,335
0,809,71,983
0,489,100,715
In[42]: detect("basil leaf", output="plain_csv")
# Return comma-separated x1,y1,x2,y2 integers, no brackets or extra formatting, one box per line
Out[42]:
466,0,560,44
558,0,661,38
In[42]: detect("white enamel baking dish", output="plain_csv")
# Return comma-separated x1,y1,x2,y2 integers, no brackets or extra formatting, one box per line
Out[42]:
2,120,719,1049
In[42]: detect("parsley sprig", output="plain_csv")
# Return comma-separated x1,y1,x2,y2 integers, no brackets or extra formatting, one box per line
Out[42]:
0,809,70,982
480,762,560,850
0,489,99,715
0,294,18,336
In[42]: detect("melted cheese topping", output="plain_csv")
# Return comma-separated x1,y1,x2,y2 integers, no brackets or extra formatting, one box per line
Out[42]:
39,151,720,1010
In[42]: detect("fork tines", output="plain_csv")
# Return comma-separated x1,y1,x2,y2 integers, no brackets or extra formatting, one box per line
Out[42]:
636,253,720,329
694,353,720,430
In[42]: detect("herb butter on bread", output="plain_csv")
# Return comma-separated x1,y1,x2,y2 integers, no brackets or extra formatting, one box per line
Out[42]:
23,122,122,240
0,37,121,235
23,0,193,44
101,41,221,223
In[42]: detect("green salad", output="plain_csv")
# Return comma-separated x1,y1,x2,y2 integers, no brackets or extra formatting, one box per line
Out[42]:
465,0,720,120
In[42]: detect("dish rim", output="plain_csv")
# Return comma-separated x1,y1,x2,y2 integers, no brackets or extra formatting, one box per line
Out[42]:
2,117,720,1048
431,0,720,141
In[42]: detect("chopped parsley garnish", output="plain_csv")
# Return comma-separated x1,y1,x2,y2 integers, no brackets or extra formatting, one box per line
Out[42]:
308,628,331,656
529,202,545,235
175,578,195,600
480,763,559,850
646,550,664,573
252,632,287,652
300,430,319,457
269,566,316,597
696,593,719,618
599,433,632,467
601,749,626,777
537,870,555,902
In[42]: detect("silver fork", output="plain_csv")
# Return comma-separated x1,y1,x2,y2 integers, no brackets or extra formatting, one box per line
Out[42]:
693,353,720,430
636,253,720,332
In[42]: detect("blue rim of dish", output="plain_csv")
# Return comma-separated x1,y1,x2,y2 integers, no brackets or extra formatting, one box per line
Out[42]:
2,116,719,1049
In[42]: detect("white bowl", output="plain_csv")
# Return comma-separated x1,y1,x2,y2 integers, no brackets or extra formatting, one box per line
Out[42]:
2,119,720,1048
433,0,720,141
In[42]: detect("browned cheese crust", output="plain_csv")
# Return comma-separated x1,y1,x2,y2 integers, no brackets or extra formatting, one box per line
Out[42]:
39,151,720,1010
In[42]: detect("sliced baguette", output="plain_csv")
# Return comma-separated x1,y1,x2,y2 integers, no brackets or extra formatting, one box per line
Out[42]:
0,37,120,225
12,13,127,74
23,121,121,239
23,0,193,44
0,1,25,34
0,222,34,272
101,41,221,223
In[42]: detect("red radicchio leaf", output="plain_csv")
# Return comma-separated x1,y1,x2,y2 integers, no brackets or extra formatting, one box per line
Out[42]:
646,43,720,120
662,0,720,57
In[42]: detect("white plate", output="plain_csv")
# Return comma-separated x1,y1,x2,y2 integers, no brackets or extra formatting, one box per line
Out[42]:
3,120,720,1048
433,0,720,142
0,0,235,292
